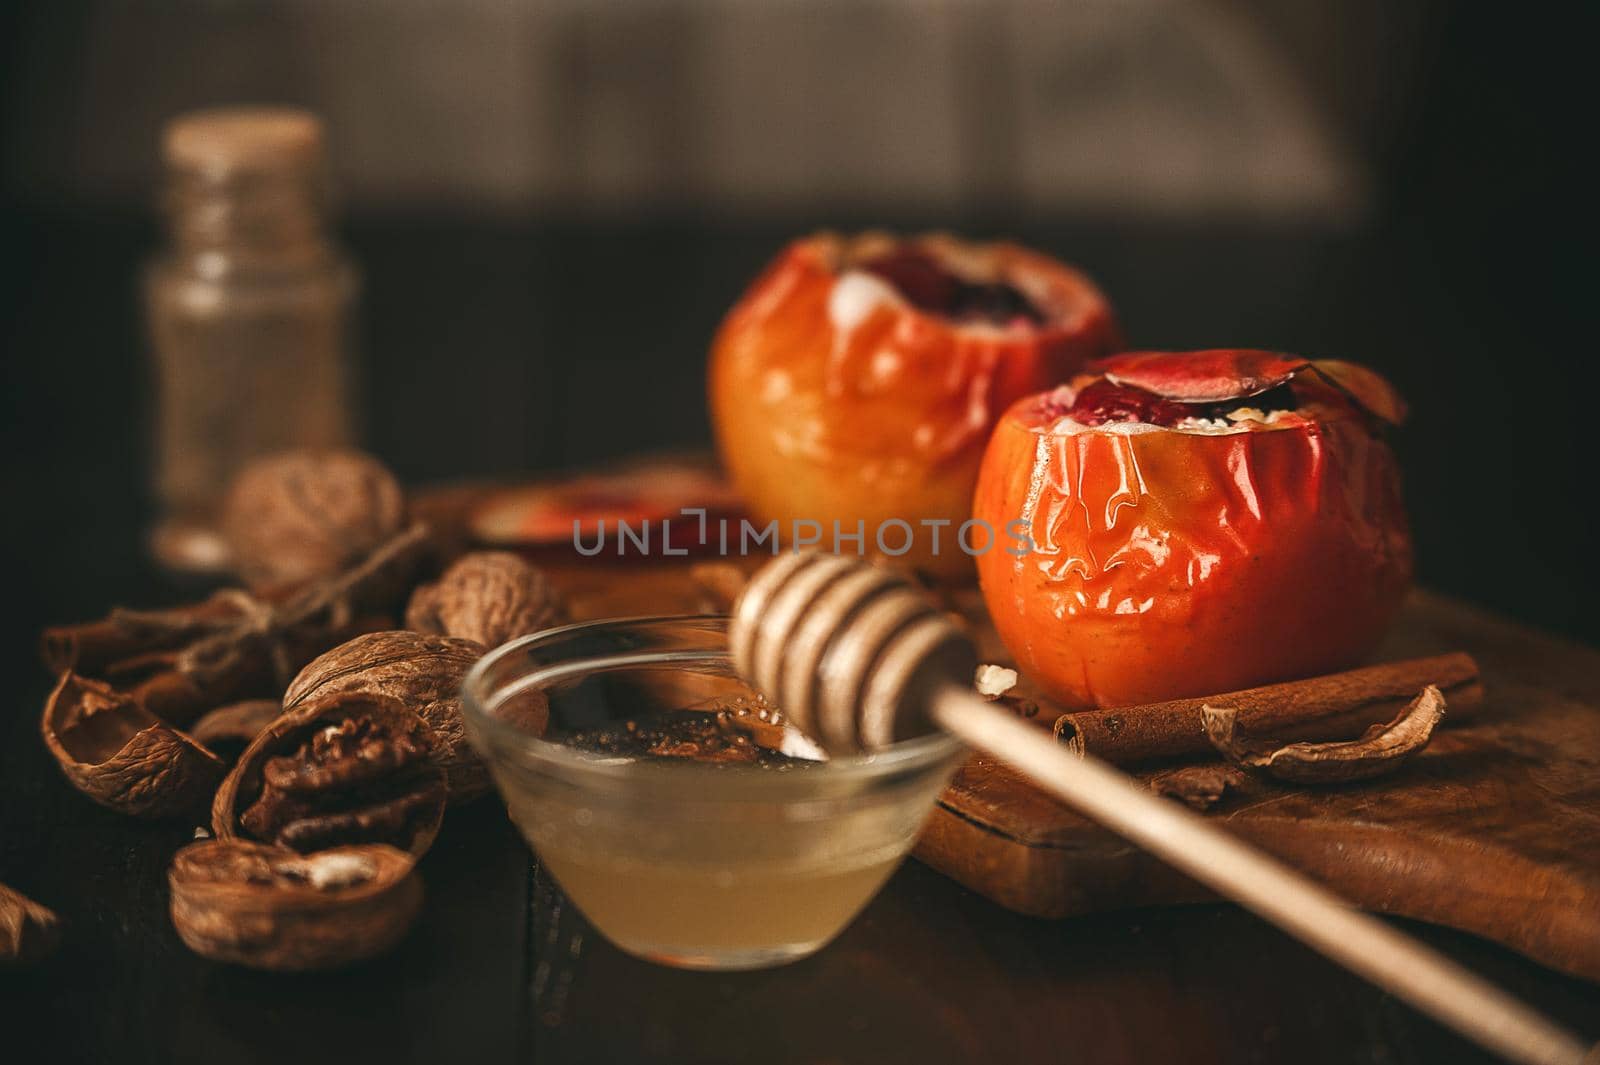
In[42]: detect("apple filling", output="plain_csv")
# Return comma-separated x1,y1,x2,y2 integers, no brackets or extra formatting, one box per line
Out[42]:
1045,380,1309,434
853,247,1047,327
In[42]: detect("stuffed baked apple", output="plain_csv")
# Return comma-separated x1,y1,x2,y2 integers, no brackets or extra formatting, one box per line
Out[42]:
710,233,1119,579
973,350,1411,707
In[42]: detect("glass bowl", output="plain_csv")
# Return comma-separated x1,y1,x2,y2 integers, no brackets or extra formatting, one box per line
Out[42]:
461,615,966,971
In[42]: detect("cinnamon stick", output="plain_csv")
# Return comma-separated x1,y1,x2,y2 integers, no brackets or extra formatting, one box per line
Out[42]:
1052,653,1481,765
37,525,430,725
41,593,252,676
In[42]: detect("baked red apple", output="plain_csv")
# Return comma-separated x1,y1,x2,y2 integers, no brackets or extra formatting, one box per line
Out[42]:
973,350,1412,707
710,233,1119,579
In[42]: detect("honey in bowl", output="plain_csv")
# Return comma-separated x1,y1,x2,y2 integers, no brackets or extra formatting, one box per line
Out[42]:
462,618,965,970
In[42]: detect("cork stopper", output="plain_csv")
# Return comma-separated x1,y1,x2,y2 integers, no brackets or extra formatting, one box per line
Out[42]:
163,107,324,177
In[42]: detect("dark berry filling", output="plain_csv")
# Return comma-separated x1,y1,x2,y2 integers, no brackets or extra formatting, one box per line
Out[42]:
1059,380,1301,428
1061,380,1189,426
859,248,1045,326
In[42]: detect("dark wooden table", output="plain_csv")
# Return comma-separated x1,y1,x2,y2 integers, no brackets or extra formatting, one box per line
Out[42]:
5,610,1600,1065
3,210,1597,1063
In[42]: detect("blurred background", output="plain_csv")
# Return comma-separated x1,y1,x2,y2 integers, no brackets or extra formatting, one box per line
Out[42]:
1,1,1589,642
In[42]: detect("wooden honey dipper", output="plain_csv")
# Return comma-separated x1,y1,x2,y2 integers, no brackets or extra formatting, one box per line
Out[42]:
730,553,1592,1065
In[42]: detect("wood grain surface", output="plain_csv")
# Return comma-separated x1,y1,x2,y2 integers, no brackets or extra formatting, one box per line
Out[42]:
5,215,1598,1065
7,515,1600,1065
913,592,1600,982
540,555,1600,982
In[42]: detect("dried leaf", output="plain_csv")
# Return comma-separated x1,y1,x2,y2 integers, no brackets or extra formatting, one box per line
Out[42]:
1202,685,1446,784
1306,359,1407,425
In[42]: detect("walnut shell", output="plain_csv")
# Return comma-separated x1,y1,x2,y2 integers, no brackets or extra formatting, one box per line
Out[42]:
213,692,446,857
284,630,496,803
223,449,406,593
405,550,561,649
41,672,225,818
188,699,284,762
169,840,421,971
1,883,61,966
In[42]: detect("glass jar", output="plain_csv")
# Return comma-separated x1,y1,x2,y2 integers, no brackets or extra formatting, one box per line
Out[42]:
462,616,966,971
145,107,358,571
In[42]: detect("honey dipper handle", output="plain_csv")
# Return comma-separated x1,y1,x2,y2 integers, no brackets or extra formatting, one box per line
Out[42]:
929,687,1591,1065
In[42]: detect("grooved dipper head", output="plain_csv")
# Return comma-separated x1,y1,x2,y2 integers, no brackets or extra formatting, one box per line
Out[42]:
729,553,976,754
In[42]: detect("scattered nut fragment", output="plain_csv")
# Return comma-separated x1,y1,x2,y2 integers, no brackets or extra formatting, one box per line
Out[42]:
223,448,406,594
405,550,561,648
1,883,61,966
974,663,1037,719
213,692,446,856
284,630,497,802
974,664,1018,700
188,700,283,762
41,672,225,818
169,840,421,971
1201,685,1447,784
1150,765,1244,811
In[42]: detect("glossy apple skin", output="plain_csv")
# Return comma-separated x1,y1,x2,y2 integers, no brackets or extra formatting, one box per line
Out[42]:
973,398,1412,707
710,235,1119,579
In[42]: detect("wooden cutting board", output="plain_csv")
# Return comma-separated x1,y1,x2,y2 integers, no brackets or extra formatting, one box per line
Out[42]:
522,553,1600,983
919,592,1600,984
